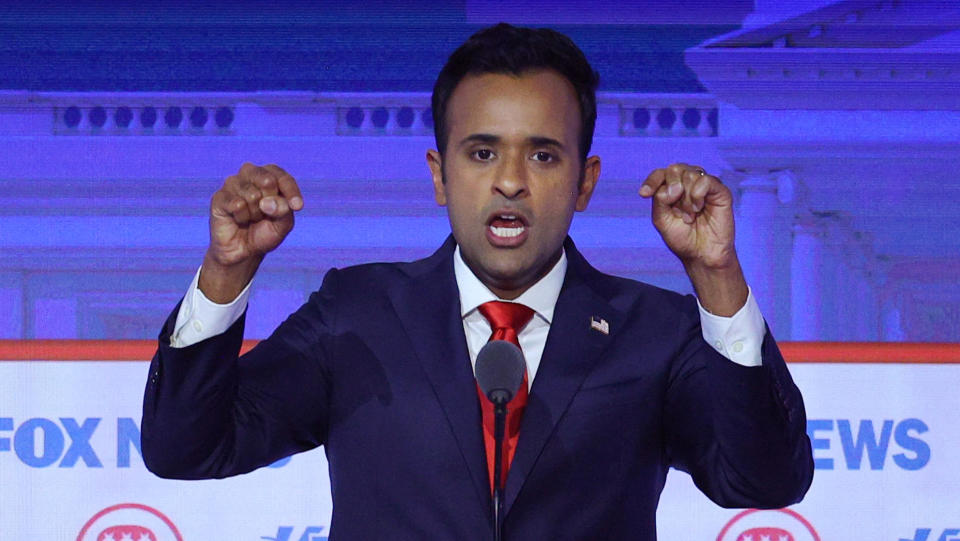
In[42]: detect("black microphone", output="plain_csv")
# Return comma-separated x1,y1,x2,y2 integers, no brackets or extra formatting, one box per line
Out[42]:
474,339,526,541
475,339,526,405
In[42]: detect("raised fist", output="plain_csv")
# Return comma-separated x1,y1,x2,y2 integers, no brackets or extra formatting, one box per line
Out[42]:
640,163,747,316
639,163,735,270
200,163,303,302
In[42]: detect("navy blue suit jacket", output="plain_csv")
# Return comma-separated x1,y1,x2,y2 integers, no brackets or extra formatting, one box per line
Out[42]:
142,236,812,540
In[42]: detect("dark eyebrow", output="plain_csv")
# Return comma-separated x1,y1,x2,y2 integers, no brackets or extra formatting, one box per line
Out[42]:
457,133,500,148
457,133,566,150
528,136,565,149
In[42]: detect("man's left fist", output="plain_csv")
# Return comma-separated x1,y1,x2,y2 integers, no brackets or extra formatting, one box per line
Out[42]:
639,163,736,270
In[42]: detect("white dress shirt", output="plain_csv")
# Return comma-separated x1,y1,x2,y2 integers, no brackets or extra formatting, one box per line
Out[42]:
455,245,563,387
170,248,767,385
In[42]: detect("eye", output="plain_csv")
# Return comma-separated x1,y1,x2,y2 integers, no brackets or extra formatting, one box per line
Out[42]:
532,151,554,162
472,149,495,161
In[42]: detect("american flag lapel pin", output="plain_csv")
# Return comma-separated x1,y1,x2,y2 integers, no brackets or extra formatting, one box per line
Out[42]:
590,316,609,335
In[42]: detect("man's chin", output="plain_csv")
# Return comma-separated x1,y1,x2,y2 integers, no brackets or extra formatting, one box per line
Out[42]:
478,259,550,297
481,266,530,289
461,243,557,296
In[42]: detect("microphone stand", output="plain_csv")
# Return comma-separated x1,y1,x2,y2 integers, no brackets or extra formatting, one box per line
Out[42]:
475,340,524,541
492,400,506,541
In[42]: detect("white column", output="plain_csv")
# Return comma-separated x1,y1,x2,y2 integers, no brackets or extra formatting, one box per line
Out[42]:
821,236,847,341
735,171,781,332
849,256,880,341
830,222,880,341
790,214,826,340
0,272,24,338
32,297,77,339
881,292,906,341
848,261,876,342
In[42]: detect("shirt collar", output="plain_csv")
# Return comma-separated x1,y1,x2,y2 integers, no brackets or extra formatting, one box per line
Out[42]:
453,244,567,324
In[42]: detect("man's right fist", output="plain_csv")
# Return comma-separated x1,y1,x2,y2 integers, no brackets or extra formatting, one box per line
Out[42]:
200,163,303,303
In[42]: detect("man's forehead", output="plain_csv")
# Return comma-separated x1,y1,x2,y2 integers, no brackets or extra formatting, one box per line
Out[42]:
445,70,580,141
452,69,575,99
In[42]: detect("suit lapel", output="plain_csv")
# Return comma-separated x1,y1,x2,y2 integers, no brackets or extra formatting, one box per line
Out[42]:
386,237,491,516
503,240,622,516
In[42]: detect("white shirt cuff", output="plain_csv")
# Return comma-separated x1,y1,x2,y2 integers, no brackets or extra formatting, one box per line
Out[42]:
697,287,765,367
169,266,252,348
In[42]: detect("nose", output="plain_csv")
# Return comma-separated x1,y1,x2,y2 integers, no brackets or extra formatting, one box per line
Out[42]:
492,153,528,199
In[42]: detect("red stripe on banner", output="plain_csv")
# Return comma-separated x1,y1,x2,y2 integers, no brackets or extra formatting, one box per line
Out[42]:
779,342,960,364
0,340,258,361
0,340,956,363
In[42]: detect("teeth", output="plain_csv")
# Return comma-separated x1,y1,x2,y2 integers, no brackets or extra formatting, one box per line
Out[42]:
500,214,516,220
490,225,525,238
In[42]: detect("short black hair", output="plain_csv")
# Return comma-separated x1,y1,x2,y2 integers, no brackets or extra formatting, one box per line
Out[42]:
431,23,600,162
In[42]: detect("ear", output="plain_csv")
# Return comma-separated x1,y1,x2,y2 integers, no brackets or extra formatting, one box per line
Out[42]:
426,149,447,206
575,155,601,211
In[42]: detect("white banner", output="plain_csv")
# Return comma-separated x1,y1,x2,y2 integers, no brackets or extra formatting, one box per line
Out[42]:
2,361,958,540
657,363,960,540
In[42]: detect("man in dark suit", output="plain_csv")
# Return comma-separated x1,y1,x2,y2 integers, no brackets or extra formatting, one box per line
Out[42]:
142,24,812,539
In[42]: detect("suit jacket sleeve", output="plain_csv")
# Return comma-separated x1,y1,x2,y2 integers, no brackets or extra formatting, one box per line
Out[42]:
663,312,814,508
140,268,341,479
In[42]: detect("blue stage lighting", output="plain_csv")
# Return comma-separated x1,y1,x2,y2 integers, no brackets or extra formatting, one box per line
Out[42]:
346,107,364,128
657,108,676,130
372,107,388,128
190,107,208,128
89,106,107,128
63,106,82,128
141,107,157,128
164,106,182,128
682,108,700,130
633,108,650,130
397,107,414,128
115,106,132,128
214,107,233,128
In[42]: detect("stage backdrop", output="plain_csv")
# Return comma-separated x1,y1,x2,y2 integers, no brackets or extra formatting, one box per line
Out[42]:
3,1,959,539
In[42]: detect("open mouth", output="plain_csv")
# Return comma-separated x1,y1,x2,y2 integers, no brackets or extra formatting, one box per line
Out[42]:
490,214,525,237
486,212,529,246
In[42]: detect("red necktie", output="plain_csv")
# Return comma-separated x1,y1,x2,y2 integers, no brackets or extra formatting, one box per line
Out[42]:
476,301,535,493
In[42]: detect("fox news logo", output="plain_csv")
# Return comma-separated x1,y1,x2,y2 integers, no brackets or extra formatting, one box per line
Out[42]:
0,417,140,468
717,509,820,541
0,416,290,468
76,503,182,541
806,418,929,470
